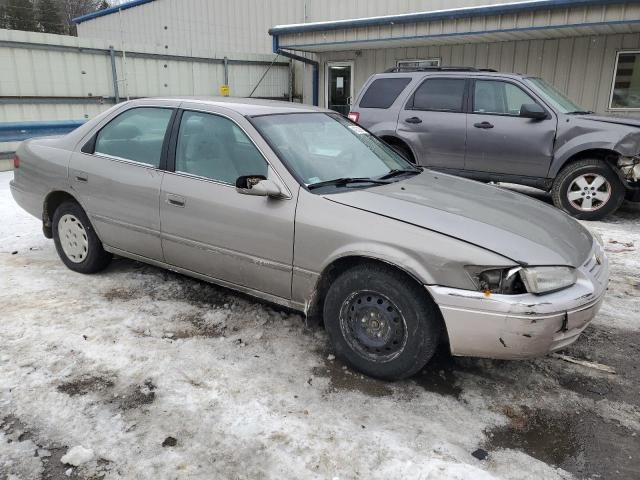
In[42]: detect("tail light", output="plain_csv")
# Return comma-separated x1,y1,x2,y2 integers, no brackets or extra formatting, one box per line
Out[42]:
347,112,360,123
12,154,20,169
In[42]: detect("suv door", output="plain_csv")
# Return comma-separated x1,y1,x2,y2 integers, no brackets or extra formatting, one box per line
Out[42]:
160,108,297,299
70,106,175,261
397,77,467,169
465,79,556,178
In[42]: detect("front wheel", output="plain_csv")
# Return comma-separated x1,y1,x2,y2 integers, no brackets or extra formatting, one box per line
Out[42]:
323,264,442,380
52,200,112,273
551,159,625,220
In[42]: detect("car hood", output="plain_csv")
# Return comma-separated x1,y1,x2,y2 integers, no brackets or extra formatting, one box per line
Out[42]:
326,171,594,267
579,114,640,128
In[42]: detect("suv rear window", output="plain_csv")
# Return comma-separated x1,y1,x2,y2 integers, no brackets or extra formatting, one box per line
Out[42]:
359,78,411,109
409,78,466,112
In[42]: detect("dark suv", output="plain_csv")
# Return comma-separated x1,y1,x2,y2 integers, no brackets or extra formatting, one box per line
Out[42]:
348,67,640,220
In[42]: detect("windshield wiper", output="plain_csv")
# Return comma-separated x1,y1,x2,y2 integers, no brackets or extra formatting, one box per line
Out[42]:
378,168,422,180
567,110,593,115
307,177,390,190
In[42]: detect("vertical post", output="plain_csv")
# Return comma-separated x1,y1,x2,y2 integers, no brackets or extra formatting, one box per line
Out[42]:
119,8,130,100
223,56,229,86
109,46,120,103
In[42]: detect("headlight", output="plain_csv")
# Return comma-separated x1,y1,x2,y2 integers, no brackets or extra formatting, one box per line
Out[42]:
520,266,577,294
466,266,577,295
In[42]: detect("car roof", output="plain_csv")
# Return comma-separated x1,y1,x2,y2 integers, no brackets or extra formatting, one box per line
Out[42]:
371,71,528,80
128,96,331,116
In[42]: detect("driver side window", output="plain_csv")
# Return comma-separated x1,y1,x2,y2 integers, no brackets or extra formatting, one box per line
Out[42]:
473,80,537,115
175,111,268,184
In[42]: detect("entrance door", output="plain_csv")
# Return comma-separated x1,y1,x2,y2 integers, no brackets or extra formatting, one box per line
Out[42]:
326,62,354,115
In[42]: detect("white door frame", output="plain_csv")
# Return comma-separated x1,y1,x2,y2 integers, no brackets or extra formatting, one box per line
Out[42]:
325,61,355,110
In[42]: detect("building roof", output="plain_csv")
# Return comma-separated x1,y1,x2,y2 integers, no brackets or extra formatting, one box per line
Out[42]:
73,0,157,24
269,0,625,34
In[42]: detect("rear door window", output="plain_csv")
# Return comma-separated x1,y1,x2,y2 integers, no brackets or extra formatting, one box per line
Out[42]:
95,107,173,167
359,78,412,109
409,78,466,112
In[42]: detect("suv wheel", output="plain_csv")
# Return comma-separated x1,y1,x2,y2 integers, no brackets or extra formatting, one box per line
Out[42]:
52,200,112,273
323,263,441,380
551,159,625,220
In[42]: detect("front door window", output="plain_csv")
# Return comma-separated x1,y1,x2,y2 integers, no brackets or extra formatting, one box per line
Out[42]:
327,63,352,115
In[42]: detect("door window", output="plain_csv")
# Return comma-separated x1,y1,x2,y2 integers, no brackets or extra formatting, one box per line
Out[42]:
473,80,537,115
409,78,466,112
175,111,267,185
94,107,173,167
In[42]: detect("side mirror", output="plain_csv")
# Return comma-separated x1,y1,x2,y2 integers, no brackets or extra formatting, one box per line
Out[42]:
235,175,283,198
520,103,547,120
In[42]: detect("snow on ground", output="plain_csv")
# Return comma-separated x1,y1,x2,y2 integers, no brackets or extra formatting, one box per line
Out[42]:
0,171,638,480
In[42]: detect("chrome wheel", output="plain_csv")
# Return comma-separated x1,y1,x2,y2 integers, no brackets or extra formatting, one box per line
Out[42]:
567,174,611,212
58,214,89,263
339,291,408,363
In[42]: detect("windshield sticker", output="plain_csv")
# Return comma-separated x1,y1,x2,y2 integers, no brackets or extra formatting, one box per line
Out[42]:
348,125,369,135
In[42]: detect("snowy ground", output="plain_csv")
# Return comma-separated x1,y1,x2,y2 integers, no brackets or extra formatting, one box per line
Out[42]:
1,170,638,480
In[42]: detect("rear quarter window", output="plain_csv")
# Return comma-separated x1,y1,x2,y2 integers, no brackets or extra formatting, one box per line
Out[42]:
359,78,412,109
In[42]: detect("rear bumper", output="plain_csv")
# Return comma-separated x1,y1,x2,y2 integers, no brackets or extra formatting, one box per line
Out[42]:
10,179,42,220
427,244,608,359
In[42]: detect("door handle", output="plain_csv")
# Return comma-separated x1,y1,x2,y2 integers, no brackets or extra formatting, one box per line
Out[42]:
73,172,88,182
473,121,494,129
405,117,423,124
166,194,186,208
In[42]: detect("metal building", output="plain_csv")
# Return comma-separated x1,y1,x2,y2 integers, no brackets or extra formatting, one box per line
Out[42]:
75,0,640,118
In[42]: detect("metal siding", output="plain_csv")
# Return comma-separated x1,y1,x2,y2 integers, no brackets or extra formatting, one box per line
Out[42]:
313,32,640,116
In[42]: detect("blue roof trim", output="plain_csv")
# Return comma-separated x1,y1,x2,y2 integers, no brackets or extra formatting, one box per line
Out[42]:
279,17,640,50
0,120,85,143
269,0,627,35
73,0,156,24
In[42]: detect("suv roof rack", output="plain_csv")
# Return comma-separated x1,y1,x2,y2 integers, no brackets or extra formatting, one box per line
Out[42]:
383,66,498,73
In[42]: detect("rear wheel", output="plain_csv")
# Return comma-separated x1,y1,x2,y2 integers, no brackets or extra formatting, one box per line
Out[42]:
323,263,442,380
52,200,112,273
551,159,625,220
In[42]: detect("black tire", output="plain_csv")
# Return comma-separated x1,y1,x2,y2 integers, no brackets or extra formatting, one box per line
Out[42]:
323,263,442,380
52,200,112,273
551,158,625,220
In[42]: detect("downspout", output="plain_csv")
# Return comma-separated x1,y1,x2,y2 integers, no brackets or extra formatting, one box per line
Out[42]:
272,34,318,106
109,46,120,103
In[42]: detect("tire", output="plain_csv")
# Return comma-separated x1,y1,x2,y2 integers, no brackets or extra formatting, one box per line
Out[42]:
52,200,112,273
551,159,625,220
323,263,442,380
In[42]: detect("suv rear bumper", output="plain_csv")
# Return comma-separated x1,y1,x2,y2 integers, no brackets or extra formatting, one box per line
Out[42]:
426,245,608,359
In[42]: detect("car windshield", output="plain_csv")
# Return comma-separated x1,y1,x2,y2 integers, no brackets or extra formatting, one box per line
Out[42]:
251,113,418,190
524,77,588,114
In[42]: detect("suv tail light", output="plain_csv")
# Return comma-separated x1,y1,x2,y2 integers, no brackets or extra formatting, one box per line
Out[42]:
12,154,20,169
347,112,360,123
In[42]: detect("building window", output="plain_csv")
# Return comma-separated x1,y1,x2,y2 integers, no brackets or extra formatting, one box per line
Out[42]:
610,51,640,109
397,58,441,70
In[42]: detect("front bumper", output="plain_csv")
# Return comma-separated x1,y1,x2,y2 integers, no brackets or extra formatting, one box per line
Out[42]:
426,243,609,359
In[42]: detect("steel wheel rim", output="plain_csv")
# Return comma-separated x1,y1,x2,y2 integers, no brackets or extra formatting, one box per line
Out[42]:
567,174,611,212
339,290,408,363
58,214,89,263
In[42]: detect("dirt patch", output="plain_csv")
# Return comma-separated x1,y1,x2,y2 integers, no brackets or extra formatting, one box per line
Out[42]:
166,311,227,339
311,355,393,398
485,406,639,480
410,349,462,400
57,375,115,397
112,379,156,410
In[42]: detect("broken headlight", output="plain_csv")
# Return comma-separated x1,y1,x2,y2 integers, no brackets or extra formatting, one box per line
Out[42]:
466,266,526,295
466,266,577,295
520,266,577,294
